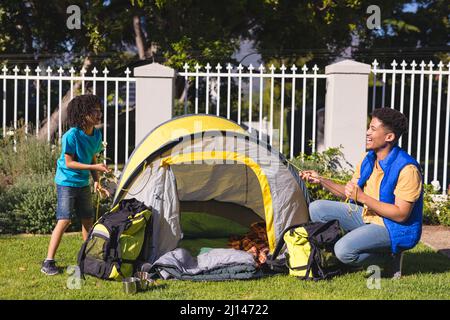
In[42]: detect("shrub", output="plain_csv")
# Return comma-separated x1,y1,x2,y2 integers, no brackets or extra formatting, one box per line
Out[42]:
435,200,450,227
423,184,439,225
0,171,115,234
0,126,60,180
11,173,58,234
423,184,450,227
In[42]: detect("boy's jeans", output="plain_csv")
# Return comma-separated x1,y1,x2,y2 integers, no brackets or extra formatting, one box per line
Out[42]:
309,200,392,268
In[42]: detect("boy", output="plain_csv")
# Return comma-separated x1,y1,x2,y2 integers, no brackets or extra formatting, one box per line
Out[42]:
41,94,110,275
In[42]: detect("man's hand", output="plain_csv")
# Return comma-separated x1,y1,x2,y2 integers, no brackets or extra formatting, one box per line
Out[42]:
344,182,363,201
299,170,321,184
91,163,110,173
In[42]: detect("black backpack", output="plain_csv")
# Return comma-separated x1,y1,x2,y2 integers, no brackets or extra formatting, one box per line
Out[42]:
77,198,152,280
267,220,345,281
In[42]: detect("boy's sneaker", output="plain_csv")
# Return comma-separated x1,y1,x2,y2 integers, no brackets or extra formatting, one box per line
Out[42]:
383,252,404,279
41,259,59,276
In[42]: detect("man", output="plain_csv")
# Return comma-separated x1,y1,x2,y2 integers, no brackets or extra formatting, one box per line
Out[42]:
300,108,423,278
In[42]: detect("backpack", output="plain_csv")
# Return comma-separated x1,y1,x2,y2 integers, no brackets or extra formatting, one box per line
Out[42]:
77,198,152,281
268,220,345,281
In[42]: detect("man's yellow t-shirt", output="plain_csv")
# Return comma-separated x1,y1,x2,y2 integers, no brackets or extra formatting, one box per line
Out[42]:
351,154,422,226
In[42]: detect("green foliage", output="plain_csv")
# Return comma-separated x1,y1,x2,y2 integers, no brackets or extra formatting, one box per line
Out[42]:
423,184,450,227
1,0,448,70
0,126,61,234
0,173,54,234
11,173,57,234
435,200,450,227
0,171,114,234
0,126,60,179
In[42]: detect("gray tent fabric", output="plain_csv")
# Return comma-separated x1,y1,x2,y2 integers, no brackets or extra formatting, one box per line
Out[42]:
124,163,182,262
172,163,265,218
150,248,263,281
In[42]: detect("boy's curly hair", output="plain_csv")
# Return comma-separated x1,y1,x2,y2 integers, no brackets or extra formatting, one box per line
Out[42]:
371,108,408,143
67,94,102,128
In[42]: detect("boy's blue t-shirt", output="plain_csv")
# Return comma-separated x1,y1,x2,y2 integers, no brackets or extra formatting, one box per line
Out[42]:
55,127,103,187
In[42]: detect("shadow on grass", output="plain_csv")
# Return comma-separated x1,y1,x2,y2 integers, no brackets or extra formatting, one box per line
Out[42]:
402,251,450,276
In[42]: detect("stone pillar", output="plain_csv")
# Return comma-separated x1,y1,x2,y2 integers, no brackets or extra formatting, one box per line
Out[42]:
134,63,176,145
324,60,371,168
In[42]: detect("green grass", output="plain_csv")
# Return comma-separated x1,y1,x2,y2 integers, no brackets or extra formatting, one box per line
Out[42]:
0,214,449,300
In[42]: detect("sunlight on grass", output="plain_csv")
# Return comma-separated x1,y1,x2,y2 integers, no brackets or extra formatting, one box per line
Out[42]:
0,214,449,300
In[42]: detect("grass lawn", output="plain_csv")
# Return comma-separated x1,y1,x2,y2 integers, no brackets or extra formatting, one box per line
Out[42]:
0,214,449,300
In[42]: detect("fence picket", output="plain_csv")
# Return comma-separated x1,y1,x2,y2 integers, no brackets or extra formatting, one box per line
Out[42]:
25,66,30,136
407,61,417,155
258,64,265,140
290,65,297,159
2,65,7,137
424,61,435,183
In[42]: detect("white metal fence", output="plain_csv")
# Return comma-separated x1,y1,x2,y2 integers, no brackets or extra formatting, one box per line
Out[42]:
0,65,136,173
370,59,450,193
178,63,327,159
1,59,448,193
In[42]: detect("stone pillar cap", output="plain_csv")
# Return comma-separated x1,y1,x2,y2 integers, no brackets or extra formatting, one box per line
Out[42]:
134,63,176,78
325,59,371,75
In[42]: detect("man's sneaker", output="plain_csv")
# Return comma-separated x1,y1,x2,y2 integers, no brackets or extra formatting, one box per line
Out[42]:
383,252,404,279
41,259,59,276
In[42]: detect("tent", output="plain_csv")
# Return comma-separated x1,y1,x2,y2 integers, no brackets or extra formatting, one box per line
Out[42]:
112,114,311,262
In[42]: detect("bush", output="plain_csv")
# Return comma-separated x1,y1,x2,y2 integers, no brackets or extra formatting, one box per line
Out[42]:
435,200,450,226
0,172,113,234
11,173,58,234
0,125,61,180
423,184,450,227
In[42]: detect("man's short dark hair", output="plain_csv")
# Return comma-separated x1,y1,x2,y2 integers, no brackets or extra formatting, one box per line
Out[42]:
371,108,408,143
67,94,102,129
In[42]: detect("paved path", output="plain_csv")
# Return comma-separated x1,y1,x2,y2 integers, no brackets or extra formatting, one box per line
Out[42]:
421,225,450,258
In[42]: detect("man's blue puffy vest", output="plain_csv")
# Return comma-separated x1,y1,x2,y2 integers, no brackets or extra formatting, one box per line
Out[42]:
357,146,423,254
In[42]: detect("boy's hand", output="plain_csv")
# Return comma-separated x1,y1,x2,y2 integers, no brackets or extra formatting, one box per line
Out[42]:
94,181,111,199
92,163,110,173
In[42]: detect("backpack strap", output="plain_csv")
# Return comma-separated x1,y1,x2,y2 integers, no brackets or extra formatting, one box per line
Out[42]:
297,245,317,281
268,223,305,261
77,240,88,279
108,223,129,278
77,219,102,278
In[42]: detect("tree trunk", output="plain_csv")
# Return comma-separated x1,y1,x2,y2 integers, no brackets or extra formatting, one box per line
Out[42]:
37,56,92,141
133,15,146,60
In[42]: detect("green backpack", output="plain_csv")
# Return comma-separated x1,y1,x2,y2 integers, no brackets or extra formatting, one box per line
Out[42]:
268,220,345,280
77,198,152,281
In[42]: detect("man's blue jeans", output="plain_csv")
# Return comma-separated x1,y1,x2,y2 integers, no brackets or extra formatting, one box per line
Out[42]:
309,200,392,267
